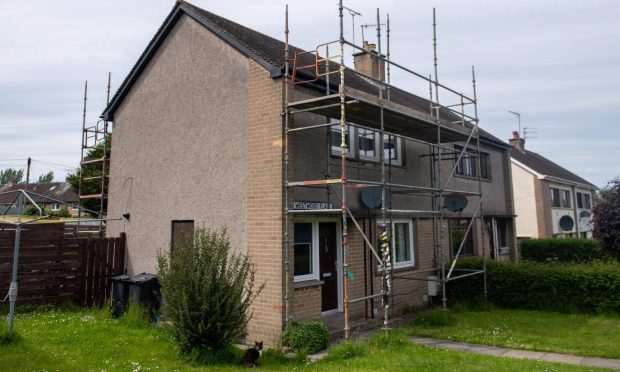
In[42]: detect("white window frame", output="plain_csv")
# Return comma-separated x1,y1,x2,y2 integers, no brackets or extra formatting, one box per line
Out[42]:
51,203,60,211
330,120,355,158
358,128,381,161
71,203,79,211
383,134,402,166
392,219,415,268
293,221,321,283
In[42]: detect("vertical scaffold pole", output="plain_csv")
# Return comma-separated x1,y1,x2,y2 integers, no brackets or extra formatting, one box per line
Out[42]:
283,4,291,328
431,8,448,311
472,65,487,299
376,7,391,332
338,0,350,340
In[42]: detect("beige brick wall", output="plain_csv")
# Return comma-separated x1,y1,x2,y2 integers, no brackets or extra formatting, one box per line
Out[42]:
245,60,284,345
292,284,322,321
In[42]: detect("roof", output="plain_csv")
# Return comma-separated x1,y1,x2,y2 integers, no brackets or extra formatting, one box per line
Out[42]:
103,1,509,149
510,148,596,188
0,182,77,204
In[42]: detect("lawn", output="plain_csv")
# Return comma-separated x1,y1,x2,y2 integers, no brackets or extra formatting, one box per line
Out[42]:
0,307,609,371
410,307,620,359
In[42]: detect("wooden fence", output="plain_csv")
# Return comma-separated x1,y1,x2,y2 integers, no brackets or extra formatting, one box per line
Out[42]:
0,223,125,307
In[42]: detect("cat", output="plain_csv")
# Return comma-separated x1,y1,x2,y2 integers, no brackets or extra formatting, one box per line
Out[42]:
242,341,263,368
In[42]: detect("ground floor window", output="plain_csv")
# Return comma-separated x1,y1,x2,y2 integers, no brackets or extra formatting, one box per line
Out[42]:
51,203,60,211
392,219,415,268
294,222,319,282
451,218,474,256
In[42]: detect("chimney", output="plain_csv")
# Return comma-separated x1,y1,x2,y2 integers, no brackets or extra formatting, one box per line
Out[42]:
353,41,386,81
509,131,525,151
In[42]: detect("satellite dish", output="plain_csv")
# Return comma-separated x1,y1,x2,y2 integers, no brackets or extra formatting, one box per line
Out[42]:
559,215,574,232
444,195,468,212
579,211,592,232
361,187,391,209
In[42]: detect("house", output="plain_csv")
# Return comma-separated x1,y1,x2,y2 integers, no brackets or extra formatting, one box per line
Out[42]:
509,131,597,238
103,1,517,344
0,182,79,217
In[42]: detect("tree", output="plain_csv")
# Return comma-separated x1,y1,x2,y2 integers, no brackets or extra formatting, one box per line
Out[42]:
592,177,620,259
37,171,54,183
0,168,24,184
66,134,111,216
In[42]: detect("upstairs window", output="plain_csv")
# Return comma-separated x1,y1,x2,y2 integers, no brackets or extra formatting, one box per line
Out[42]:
383,134,402,166
358,128,380,161
550,187,561,207
454,146,490,180
330,122,354,157
561,190,572,208
577,192,592,209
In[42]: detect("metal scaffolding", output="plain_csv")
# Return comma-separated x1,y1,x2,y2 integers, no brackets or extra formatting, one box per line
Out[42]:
283,2,487,339
77,74,112,234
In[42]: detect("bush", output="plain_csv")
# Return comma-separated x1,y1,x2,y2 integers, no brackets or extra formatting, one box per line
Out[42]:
157,227,264,354
448,258,620,314
520,238,607,263
284,320,330,354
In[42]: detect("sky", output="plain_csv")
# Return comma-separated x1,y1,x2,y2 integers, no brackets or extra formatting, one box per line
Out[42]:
0,0,618,187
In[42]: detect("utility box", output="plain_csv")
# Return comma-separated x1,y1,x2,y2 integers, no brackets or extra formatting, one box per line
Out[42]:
427,275,439,297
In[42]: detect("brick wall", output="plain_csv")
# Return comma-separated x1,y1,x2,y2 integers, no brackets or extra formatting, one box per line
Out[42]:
245,60,284,345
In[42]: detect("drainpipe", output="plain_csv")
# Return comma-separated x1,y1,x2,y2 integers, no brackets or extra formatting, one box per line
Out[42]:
572,185,581,237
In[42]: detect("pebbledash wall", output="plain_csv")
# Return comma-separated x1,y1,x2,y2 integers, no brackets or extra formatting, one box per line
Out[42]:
106,15,285,344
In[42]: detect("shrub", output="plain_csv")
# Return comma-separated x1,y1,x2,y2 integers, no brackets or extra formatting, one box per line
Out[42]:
157,227,264,354
520,238,607,263
284,320,330,354
448,258,620,314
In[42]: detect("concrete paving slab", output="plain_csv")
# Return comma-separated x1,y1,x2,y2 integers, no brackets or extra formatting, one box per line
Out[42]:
540,352,584,365
502,349,545,360
467,344,510,356
582,357,620,370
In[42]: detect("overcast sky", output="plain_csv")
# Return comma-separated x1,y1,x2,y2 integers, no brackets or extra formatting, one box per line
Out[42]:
1,0,618,187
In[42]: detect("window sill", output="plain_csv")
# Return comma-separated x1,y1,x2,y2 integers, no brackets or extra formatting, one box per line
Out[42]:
293,279,324,289
454,174,492,182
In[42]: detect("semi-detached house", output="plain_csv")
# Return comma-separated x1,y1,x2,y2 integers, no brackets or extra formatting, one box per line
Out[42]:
103,1,518,344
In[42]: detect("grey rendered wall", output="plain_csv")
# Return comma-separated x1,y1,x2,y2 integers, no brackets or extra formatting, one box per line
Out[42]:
106,14,248,274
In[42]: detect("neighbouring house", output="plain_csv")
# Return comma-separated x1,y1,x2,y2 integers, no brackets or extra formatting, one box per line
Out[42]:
509,131,597,238
0,181,79,217
103,1,517,345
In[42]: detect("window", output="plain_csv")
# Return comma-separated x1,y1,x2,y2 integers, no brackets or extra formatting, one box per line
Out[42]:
479,153,490,179
71,203,79,211
392,220,414,268
294,222,320,282
561,190,571,208
454,146,490,179
358,128,380,161
51,203,60,211
171,220,194,251
330,122,354,157
383,134,402,166
451,219,474,256
550,187,561,207
577,192,592,209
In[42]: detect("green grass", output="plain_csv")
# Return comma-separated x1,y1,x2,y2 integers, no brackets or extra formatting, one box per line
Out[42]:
410,307,620,359
0,307,608,371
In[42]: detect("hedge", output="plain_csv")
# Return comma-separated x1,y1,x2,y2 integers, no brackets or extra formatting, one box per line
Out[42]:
284,320,330,354
448,258,620,314
520,238,607,263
